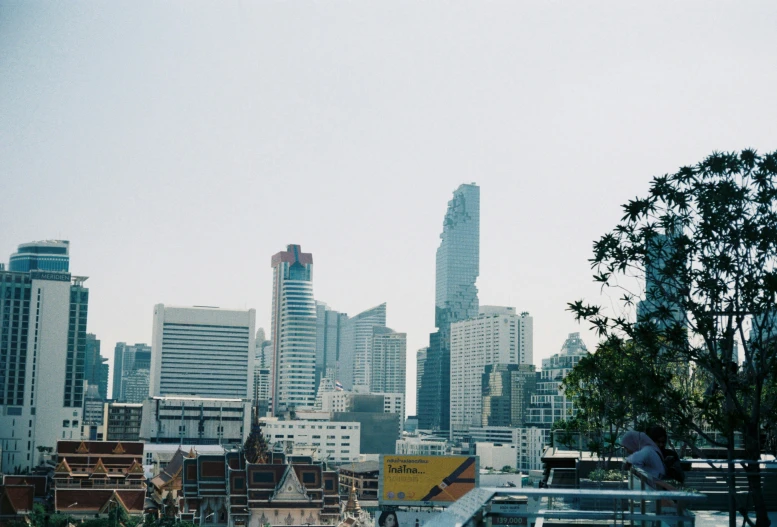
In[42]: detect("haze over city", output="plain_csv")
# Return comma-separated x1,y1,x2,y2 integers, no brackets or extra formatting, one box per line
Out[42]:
2,1,777,416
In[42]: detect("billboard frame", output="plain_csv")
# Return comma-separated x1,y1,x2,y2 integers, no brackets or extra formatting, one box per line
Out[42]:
378,454,480,507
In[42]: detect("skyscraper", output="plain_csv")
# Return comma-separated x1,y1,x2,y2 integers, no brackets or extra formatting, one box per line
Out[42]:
481,363,536,428
84,333,109,400
271,245,316,414
8,240,70,272
637,223,685,328
370,327,406,394
149,305,256,399
416,347,427,413
0,254,88,471
315,301,348,387
435,184,480,334
112,342,152,402
418,183,480,431
339,303,387,390
253,328,272,415
510,332,588,472
525,332,588,435
449,307,533,438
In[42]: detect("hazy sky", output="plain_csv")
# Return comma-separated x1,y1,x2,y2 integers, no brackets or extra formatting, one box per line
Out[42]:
2,1,777,414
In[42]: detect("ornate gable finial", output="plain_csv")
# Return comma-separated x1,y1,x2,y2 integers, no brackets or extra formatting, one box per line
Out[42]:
128,459,145,474
55,458,72,474
112,442,126,454
76,441,89,454
188,447,197,458
92,458,108,475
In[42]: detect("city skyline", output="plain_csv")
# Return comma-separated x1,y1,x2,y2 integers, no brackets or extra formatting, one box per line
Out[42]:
3,2,777,416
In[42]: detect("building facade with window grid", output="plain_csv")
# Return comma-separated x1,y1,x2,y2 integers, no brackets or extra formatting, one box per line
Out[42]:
449,307,533,439
149,305,255,399
0,267,88,472
419,183,480,433
260,418,361,463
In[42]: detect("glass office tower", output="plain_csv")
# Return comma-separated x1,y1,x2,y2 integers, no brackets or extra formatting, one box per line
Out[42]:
418,183,480,432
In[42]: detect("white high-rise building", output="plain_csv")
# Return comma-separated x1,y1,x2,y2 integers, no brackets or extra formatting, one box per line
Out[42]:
260,418,361,463
270,245,317,414
149,305,256,399
0,264,89,472
370,328,406,394
449,307,533,439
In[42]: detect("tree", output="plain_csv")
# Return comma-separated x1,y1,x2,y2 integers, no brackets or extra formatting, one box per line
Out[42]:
569,150,777,527
561,337,673,464
29,503,47,527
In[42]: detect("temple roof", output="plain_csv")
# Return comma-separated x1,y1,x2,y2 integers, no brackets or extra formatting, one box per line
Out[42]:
58,440,144,457
271,466,310,502
151,448,187,489
0,485,34,514
55,489,145,514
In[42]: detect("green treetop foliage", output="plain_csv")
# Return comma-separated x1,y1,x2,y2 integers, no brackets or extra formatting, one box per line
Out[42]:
568,149,777,527
561,336,673,462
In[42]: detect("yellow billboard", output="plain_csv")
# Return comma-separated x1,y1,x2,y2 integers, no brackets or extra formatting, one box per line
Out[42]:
379,455,479,506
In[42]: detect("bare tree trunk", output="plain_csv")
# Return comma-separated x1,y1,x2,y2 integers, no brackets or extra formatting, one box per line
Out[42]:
726,392,737,527
744,421,771,527
727,434,737,527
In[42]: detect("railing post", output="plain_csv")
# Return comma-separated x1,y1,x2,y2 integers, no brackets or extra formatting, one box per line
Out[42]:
640,472,646,527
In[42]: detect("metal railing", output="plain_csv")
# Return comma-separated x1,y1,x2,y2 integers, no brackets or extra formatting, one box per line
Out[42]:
422,486,706,527
548,430,747,455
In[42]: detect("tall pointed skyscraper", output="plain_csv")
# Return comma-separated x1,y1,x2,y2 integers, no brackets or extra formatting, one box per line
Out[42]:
270,244,317,415
418,183,480,432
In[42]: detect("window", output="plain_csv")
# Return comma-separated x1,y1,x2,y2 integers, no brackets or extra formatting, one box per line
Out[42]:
63,420,69,427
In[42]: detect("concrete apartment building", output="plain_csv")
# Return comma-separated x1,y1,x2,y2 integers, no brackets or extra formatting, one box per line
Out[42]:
139,396,250,446
260,418,361,462
449,307,533,439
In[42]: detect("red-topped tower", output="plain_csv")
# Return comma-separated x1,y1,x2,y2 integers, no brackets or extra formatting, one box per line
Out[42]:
270,245,316,415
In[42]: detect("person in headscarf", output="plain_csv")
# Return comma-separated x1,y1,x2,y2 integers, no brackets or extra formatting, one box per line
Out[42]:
646,425,685,483
621,431,665,480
